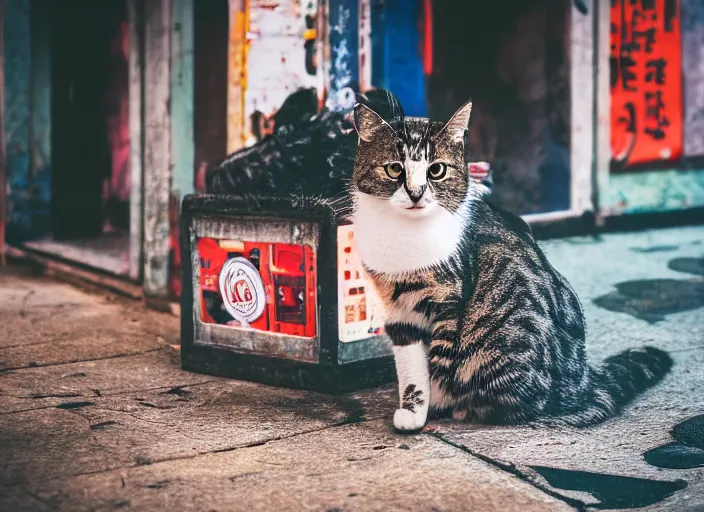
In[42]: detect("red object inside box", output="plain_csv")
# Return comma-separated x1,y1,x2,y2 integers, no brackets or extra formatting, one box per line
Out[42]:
197,238,316,338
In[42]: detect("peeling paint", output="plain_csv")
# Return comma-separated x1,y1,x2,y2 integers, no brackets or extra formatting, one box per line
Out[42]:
3,0,32,241
326,0,358,112
143,0,172,297
227,0,249,153
242,0,317,146
604,169,704,214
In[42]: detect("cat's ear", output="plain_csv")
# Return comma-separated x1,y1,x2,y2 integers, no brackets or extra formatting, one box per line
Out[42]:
437,101,473,143
353,103,395,142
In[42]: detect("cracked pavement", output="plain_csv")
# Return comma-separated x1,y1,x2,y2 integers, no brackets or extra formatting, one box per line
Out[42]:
1,225,703,511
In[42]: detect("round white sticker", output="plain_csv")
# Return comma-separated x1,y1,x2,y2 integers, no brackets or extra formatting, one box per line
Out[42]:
218,257,267,327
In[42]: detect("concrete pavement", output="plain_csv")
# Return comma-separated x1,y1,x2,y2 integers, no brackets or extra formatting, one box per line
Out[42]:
0,225,702,511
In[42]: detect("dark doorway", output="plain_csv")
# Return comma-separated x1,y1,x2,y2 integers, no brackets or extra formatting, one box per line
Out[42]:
427,0,571,215
32,0,131,275
194,0,229,184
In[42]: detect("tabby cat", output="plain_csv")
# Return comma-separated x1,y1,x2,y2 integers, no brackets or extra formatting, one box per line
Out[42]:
350,98,673,432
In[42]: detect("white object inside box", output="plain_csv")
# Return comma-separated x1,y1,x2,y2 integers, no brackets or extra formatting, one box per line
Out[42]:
337,225,386,343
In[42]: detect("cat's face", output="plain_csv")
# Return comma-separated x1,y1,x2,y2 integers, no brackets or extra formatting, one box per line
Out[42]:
352,101,473,216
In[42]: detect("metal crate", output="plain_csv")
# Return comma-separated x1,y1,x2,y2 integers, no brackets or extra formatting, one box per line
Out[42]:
180,194,395,393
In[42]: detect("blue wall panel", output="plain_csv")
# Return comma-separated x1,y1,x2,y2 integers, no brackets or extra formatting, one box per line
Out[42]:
327,0,359,112
3,0,32,241
30,0,52,237
3,0,52,242
381,0,426,117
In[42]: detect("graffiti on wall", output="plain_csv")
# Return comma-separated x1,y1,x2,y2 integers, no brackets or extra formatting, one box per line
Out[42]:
326,0,358,112
611,0,683,168
302,0,318,77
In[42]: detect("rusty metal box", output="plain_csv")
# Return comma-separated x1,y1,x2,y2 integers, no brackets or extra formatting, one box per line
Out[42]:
180,194,395,393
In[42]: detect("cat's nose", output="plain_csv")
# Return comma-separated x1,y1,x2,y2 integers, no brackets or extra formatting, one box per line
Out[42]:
404,184,426,203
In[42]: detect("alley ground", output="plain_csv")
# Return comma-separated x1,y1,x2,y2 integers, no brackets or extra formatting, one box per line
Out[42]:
0,225,703,512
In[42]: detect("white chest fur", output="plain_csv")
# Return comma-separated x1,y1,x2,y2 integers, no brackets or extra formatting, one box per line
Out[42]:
351,192,470,276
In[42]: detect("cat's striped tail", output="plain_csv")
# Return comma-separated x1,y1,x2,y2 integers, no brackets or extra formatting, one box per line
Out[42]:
555,346,673,428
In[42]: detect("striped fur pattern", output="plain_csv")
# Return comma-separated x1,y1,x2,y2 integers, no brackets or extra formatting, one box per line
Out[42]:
351,99,673,432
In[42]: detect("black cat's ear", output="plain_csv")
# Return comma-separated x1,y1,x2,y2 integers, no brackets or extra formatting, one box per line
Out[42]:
437,100,473,143
357,89,405,126
353,103,395,142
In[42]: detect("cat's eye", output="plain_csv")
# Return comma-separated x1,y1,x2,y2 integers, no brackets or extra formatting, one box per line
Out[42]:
384,162,404,180
428,162,448,181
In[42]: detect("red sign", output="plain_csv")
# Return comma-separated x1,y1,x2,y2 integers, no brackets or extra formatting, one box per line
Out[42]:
610,0,683,168
197,238,317,339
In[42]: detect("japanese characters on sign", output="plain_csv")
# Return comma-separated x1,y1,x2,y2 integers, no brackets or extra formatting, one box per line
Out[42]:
610,0,683,168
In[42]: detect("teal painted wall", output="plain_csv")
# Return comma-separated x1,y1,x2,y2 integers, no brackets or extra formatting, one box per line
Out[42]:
171,0,195,204
604,169,704,214
30,0,52,236
3,0,52,242
169,0,195,297
3,0,32,241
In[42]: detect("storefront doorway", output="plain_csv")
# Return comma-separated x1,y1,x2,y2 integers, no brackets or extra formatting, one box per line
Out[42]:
24,0,132,276
426,0,572,215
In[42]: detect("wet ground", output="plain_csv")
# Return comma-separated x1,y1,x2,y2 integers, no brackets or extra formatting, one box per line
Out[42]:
0,225,702,511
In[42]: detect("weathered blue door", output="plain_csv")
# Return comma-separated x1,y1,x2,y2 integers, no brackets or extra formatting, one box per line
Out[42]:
3,0,52,243
376,0,427,117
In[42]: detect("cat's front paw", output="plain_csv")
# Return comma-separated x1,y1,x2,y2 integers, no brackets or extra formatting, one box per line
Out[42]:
393,408,427,433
